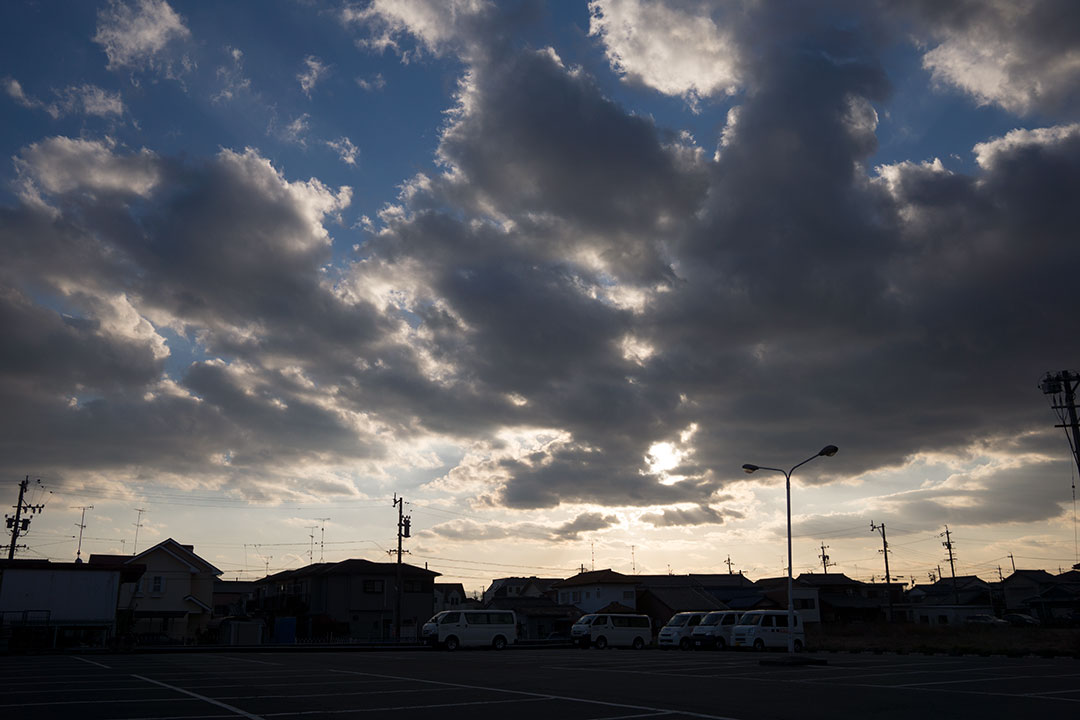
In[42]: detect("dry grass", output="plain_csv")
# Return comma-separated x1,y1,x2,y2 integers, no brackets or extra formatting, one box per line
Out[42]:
807,623,1080,657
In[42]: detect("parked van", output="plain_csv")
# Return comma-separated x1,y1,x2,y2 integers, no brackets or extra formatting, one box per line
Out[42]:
731,610,805,651
571,613,652,649
657,611,711,650
421,610,516,651
690,610,743,650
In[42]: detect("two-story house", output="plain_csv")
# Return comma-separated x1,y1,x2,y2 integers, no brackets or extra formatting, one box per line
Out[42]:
91,538,221,643
552,569,639,613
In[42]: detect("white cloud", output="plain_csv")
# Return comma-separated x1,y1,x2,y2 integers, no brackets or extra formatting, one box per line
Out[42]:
326,137,360,166
588,0,742,108
93,0,191,76
298,56,329,97
972,123,1080,170
4,80,125,118
14,136,159,199
342,0,491,60
356,73,386,91
910,0,1080,115
213,46,251,103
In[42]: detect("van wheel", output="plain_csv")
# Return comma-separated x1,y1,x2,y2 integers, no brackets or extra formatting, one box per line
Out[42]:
444,636,459,651
716,637,727,651
594,636,608,650
492,635,507,651
753,639,765,651
632,637,645,650
679,637,692,651
793,639,804,653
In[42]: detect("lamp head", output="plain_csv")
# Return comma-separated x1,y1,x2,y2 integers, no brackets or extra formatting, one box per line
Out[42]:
742,464,759,474
818,445,838,457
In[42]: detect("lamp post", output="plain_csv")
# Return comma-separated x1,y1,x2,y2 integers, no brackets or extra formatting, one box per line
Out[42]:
743,444,838,654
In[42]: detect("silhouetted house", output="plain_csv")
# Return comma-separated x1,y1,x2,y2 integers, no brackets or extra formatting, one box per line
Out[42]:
1018,569,1080,624
634,575,725,628
213,579,257,617
552,569,639,612
91,538,221,644
795,573,902,624
905,575,992,625
756,576,820,622
482,576,560,604
434,582,469,612
1001,569,1056,613
0,558,143,649
254,559,439,641
483,595,581,639
692,573,769,612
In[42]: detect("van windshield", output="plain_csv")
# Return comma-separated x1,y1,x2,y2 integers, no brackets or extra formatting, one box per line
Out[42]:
666,613,691,627
700,614,723,626
740,614,763,626
573,615,595,627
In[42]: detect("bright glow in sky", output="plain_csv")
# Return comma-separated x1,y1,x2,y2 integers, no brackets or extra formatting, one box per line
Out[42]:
3,0,1080,595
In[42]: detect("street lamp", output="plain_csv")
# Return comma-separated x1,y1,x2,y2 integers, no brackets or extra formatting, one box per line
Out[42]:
743,444,838,654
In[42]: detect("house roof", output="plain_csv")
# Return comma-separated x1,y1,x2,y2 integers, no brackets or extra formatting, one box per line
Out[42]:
321,558,440,577
640,586,724,612
1005,569,1056,584
796,573,866,587
552,569,636,588
435,582,466,596
0,558,145,583
103,538,222,577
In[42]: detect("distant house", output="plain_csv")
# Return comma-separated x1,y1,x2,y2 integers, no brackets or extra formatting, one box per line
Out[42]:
482,576,560,604
795,573,903,624
633,575,725,628
552,569,639,613
434,582,468,612
0,558,143,649
483,595,582,639
1001,569,1057,613
91,538,221,643
756,576,821,622
254,559,439,641
694,573,770,612
213,579,257,617
905,575,993,625
1014,569,1080,624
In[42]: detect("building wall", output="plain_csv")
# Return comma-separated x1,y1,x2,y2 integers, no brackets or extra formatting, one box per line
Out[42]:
558,583,637,612
0,568,120,624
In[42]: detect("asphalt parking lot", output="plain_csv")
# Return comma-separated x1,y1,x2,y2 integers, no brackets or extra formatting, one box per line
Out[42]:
1,648,1078,720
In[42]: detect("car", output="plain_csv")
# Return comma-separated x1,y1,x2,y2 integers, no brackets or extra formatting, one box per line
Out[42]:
657,611,711,650
963,614,1008,627
1002,613,1040,627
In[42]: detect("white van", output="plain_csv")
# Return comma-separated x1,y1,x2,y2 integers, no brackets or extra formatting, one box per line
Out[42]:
731,610,805,651
690,610,743,650
657,611,711,650
421,610,517,651
571,613,651,649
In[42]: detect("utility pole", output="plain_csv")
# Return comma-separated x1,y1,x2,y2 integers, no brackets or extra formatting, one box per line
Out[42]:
870,521,893,620
591,541,595,571
941,525,959,605
818,543,835,574
631,545,636,575
132,508,145,554
6,477,45,559
725,555,735,575
391,495,410,642
1040,371,1080,565
1008,552,1016,573
72,505,93,562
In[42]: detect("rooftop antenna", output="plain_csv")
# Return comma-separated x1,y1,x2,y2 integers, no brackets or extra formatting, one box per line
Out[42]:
315,518,330,562
71,505,93,562
132,508,145,554
725,555,735,574
306,525,319,565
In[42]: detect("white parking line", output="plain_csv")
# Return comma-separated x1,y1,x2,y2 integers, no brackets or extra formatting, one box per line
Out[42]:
71,656,112,669
328,668,745,720
262,696,553,716
133,675,266,720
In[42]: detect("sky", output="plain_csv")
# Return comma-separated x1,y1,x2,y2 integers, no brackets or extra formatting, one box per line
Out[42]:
2,0,1080,595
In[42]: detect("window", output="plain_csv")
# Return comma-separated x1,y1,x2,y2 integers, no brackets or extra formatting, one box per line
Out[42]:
612,616,630,627
585,591,590,599
403,579,424,593
572,591,581,602
363,580,384,593
440,612,460,625
629,616,650,628
760,615,774,627
622,590,633,600
795,598,816,610
151,576,163,593
722,614,737,625
775,615,788,628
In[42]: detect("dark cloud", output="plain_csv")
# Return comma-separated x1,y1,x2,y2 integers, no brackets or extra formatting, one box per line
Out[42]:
640,504,743,527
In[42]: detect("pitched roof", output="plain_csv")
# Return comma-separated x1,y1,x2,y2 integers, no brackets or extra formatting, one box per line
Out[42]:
124,538,222,576
641,586,724,612
551,569,636,588
321,558,440,577
796,573,866,587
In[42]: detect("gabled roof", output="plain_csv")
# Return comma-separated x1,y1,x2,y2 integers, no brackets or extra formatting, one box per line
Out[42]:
796,573,866,587
640,586,724,612
95,538,222,576
321,558,440,577
551,569,636,588
1005,569,1056,584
